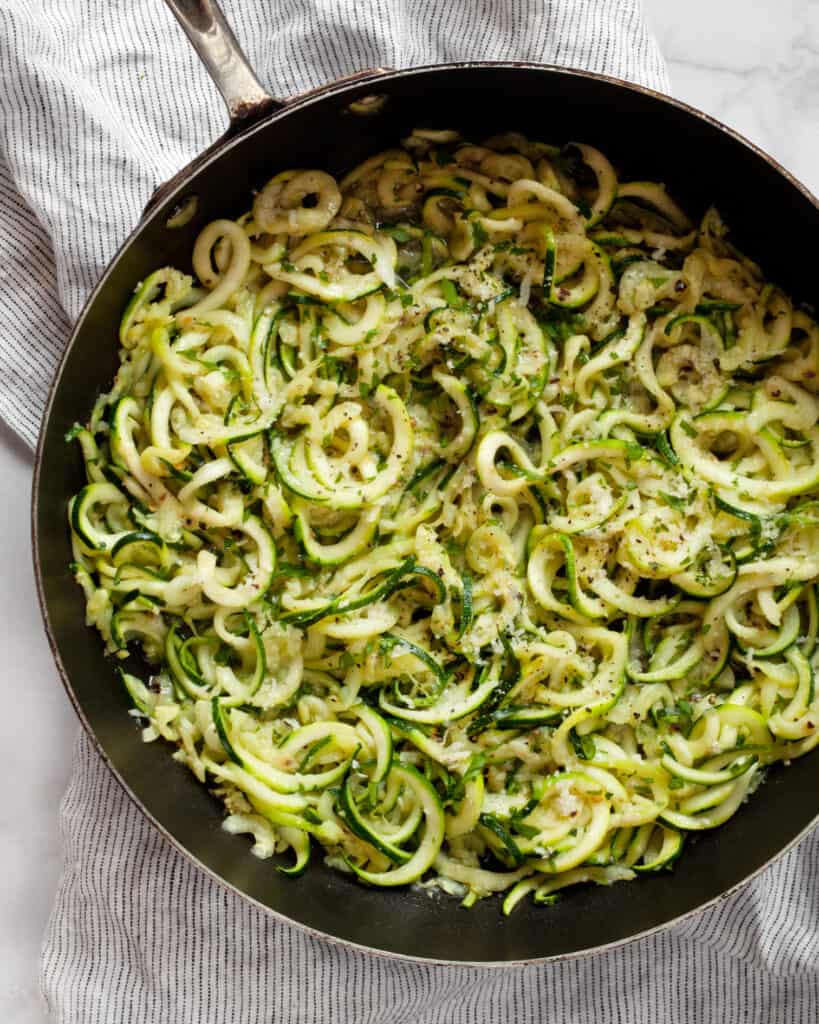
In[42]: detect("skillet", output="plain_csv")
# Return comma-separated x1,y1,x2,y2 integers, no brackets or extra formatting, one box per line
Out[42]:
32,0,819,963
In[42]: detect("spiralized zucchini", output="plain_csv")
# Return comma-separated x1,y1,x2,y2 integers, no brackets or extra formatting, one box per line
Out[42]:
68,128,819,913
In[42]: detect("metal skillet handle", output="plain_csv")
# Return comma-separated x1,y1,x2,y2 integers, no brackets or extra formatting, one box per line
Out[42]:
146,0,389,216
163,0,282,125
145,0,280,214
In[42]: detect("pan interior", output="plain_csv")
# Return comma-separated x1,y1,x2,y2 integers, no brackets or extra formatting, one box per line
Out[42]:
34,64,819,963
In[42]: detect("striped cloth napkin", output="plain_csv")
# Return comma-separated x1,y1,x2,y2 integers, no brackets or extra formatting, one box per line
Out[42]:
0,1,816,1020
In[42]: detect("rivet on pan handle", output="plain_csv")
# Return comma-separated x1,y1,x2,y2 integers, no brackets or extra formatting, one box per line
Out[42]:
288,66,393,104
145,0,390,217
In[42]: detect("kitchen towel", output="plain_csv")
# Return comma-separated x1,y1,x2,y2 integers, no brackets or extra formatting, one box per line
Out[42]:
0,1,815,1020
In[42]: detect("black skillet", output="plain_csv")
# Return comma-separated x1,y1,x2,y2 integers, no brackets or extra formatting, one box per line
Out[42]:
32,0,819,963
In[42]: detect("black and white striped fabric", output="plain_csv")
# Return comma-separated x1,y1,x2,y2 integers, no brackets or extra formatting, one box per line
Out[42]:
0,1,815,1020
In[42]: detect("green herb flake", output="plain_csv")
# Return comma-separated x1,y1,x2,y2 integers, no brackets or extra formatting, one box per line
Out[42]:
659,492,686,513
570,730,596,760
470,218,489,248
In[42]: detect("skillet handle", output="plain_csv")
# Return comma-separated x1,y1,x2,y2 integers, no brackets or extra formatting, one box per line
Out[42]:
145,0,283,217
147,0,391,218
163,0,284,125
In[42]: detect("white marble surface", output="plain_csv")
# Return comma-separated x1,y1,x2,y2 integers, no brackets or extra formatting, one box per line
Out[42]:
1,2,817,1020
644,0,819,196
0,421,76,1022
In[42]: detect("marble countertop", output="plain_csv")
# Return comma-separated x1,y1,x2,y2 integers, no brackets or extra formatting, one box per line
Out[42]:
2,1,817,1019
645,0,819,196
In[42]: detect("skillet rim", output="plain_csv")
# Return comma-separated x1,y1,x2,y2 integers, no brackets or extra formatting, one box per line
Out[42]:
31,59,819,965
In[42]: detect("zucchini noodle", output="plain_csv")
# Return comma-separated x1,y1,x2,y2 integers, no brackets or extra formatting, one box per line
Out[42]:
67,129,819,914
